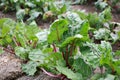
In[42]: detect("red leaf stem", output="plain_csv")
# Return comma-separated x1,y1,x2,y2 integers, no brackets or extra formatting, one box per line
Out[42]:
52,44,57,52
41,68,62,78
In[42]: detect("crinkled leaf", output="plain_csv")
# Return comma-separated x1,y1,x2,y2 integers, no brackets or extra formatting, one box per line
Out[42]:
94,28,110,40
104,74,115,80
95,1,108,10
81,42,101,68
90,73,102,80
110,33,119,42
98,41,113,65
36,29,49,42
56,66,82,80
27,11,41,22
61,34,83,48
15,47,29,59
113,60,120,75
66,11,83,35
29,49,46,63
48,19,68,43
22,61,39,75
99,7,112,22
87,12,102,29
16,9,25,21
1,18,16,37
73,58,92,79
44,52,64,68
25,25,39,41
0,18,12,28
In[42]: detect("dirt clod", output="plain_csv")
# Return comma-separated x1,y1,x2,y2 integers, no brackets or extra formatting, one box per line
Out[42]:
0,52,22,80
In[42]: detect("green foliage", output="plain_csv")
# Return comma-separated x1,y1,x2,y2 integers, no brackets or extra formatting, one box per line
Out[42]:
0,7,120,80
83,41,120,76
56,66,83,80
0,0,68,22
72,58,92,79
87,7,112,29
95,0,108,10
0,18,40,57
48,19,68,43
110,0,120,6
15,47,30,60
22,61,39,75
94,28,110,40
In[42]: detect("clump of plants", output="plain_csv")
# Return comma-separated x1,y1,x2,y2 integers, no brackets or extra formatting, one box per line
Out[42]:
0,7,120,80
0,0,67,22
72,0,120,12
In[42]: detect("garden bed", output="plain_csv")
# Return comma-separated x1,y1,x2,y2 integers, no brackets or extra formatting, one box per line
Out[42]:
0,0,120,80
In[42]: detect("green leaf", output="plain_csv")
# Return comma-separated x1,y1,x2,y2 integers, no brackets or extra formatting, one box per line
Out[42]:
0,18,12,28
25,1,36,8
75,10,87,20
44,52,64,68
61,34,83,48
99,7,112,22
73,58,92,79
27,10,41,22
56,66,82,80
1,18,16,37
22,61,39,75
115,50,120,56
81,42,101,68
15,33,27,47
113,60,120,75
104,74,115,80
87,12,102,28
95,0,108,10
48,19,68,43
25,25,39,41
15,47,29,60
16,9,25,21
99,41,113,65
110,33,119,42
79,21,90,41
36,29,49,42
60,4,67,14
94,28,110,40
29,49,46,63
90,73,102,80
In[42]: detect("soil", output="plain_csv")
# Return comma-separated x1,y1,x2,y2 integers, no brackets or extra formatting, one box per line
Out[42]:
0,52,60,80
0,11,16,20
112,41,120,52
0,52,22,80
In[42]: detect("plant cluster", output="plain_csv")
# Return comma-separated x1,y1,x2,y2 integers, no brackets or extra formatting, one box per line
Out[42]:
0,0,67,22
73,0,120,11
0,7,120,80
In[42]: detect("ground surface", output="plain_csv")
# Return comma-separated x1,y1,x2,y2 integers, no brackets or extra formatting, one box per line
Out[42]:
0,52,60,80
